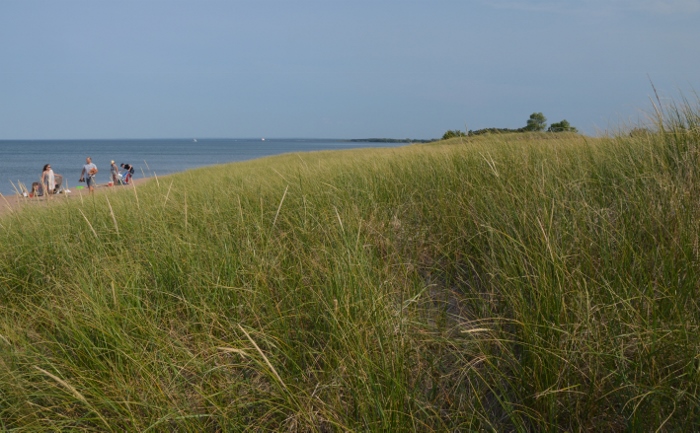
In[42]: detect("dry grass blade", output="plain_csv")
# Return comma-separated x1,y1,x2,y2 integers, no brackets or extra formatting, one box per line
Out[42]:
217,347,249,358
79,208,99,239
272,185,289,229
105,196,119,236
238,324,288,391
34,366,112,431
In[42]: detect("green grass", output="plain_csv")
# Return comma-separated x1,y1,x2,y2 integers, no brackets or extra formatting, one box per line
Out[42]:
1,99,700,431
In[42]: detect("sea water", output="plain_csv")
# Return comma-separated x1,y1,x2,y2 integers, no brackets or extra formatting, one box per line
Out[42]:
0,138,406,196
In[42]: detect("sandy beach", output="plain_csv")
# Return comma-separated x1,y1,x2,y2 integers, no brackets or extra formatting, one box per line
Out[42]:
0,177,151,218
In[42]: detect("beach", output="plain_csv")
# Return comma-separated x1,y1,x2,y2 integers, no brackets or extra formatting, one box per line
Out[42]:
0,138,408,197
0,177,150,218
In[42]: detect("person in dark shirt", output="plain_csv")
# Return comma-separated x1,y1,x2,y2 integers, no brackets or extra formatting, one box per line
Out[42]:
120,163,135,184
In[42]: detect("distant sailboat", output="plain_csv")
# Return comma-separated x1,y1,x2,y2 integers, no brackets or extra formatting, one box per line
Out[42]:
193,138,198,143
261,138,265,141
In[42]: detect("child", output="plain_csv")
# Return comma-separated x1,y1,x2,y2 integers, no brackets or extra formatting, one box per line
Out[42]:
30,182,42,198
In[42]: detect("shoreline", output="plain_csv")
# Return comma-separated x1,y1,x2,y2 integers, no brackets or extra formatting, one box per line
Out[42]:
0,177,151,218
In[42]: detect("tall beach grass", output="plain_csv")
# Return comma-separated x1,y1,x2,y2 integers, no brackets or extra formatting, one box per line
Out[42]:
1,97,700,430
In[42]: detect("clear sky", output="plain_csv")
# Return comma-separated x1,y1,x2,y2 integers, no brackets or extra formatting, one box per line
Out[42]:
1,0,698,139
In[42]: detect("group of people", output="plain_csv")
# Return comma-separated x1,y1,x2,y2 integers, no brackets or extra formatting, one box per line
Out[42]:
27,158,135,197
80,158,135,192
29,164,64,198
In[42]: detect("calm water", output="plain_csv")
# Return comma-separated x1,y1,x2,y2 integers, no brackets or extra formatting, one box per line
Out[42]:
0,138,406,196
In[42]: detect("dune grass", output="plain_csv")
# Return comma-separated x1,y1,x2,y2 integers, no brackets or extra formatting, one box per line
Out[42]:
2,100,700,431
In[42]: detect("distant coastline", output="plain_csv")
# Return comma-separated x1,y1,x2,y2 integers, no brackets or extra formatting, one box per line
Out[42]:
346,138,435,143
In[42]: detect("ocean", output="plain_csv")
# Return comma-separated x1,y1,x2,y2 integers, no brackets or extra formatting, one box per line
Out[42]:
0,138,407,196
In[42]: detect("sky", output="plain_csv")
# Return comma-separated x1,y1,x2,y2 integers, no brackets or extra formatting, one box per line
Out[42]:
1,0,698,139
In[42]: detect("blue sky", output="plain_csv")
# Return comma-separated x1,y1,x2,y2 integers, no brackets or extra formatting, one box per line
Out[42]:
1,0,698,139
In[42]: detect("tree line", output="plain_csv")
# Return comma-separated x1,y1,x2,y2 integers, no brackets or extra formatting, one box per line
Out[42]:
442,112,577,140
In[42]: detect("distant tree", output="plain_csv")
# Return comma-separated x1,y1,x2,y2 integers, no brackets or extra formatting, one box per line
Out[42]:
468,127,524,136
442,129,466,140
524,112,547,132
547,119,578,133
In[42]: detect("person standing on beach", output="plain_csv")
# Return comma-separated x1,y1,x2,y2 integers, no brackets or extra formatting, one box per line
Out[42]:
41,164,55,199
110,160,119,185
79,157,98,193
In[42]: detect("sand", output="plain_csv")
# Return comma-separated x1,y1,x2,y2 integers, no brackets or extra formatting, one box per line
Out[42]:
0,177,151,219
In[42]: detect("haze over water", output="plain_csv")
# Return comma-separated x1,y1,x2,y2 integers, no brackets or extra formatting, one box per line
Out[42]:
0,138,407,196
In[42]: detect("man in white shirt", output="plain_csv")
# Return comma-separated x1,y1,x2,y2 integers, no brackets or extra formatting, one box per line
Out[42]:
79,157,98,193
